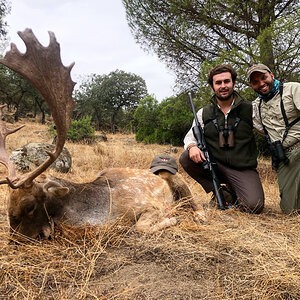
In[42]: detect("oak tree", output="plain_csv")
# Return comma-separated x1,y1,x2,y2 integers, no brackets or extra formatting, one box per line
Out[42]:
75,70,148,132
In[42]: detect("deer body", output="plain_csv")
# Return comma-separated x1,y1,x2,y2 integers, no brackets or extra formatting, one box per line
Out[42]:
8,168,192,240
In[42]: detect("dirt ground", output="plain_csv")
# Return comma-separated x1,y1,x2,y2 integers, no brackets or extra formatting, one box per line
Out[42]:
0,122,299,299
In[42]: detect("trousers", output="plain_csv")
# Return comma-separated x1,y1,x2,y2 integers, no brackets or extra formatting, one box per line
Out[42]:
278,147,300,214
179,150,264,213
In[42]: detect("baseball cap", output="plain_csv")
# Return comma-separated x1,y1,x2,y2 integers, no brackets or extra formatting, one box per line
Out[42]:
247,63,271,81
150,154,178,175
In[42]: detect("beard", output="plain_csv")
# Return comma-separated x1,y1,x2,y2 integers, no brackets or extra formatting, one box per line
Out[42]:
215,89,234,101
257,78,275,96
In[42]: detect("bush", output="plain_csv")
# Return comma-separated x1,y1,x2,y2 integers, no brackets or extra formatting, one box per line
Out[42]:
134,94,193,146
49,117,96,143
134,95,160,143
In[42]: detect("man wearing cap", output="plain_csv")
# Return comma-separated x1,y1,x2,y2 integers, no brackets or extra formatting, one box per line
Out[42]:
180,64,264,213
247,63,300,214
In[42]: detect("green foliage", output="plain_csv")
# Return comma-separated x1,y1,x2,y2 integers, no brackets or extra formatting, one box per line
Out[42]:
74,70,148,132
0,64,48,122
0,0,10,38
49,117,96,143
134,94,194,145
67,117,95,142
134,95,160,143
155,95,193,145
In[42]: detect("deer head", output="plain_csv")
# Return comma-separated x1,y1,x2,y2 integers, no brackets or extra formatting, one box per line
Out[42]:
0,29,76,241
0,28,76,188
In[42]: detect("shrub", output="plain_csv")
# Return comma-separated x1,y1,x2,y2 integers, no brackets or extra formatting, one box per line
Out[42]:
134,94,193,146
49,117,96,143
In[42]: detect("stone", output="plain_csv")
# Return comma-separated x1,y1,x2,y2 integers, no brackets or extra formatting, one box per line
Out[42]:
10,142,72,173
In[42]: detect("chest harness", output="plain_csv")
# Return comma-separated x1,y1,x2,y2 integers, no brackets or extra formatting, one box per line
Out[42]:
204,94,250,149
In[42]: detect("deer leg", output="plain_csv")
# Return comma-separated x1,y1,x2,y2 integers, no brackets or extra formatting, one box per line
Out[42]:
135,208,178,233
148,216,178,233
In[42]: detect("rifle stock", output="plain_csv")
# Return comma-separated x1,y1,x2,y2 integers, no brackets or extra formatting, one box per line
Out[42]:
188,92,226,210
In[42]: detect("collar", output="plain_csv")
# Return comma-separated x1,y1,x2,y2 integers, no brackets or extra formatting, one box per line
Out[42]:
258,79,281,102
217,98,235,116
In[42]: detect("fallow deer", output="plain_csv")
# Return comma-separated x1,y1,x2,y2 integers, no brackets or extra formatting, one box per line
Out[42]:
0,29,198,242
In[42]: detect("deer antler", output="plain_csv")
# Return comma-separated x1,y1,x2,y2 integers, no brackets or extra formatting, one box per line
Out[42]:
0,105,24,184
0,28,76,188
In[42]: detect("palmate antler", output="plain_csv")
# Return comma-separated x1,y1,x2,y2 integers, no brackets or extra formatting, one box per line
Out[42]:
0,105,24,183
0,28,76,188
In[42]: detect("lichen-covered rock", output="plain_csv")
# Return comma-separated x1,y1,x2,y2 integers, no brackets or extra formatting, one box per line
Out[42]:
10,143,72,173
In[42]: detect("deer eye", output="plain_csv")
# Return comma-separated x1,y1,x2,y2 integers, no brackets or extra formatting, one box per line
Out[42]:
21,201,36,216
26,203,35,215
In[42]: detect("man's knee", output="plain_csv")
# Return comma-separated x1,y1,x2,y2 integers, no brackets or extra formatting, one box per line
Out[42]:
240,196,264,214
250,201,264,214
179,150,190,169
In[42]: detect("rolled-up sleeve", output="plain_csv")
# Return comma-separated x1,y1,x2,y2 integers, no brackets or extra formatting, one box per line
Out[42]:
252,101,264,134
183,108,204,149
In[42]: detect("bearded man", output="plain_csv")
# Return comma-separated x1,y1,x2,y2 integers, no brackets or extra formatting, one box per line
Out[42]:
248,63,300,214
180,64,264,213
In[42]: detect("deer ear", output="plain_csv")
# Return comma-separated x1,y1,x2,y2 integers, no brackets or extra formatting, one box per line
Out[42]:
49,186,69,198
43,181,69,198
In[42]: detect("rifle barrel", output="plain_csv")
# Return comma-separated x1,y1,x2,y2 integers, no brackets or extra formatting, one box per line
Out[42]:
188,92,227,210
188,92,201,128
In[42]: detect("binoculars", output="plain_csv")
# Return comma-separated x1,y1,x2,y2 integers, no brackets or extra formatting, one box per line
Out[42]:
219,126,234,148
270,140,289,169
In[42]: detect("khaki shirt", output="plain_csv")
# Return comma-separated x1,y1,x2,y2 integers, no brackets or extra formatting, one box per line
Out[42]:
253,82,300,148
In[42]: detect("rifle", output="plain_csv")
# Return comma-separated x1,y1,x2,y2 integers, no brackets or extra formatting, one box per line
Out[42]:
188,92,226,210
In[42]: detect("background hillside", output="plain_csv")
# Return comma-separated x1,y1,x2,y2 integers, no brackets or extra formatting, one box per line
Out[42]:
0,120,299,299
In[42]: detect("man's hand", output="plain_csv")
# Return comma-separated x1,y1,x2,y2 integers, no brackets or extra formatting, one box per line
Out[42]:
189,146,206,163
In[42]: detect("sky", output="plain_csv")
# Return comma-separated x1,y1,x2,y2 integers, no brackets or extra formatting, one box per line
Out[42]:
3,0,176,101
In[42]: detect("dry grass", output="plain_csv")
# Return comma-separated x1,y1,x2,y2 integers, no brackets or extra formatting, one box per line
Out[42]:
0,120,299,299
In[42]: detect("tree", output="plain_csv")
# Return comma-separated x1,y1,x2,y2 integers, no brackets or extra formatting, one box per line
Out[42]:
75,70,148,132
157,94,194,145
0,64,48,122
134,95,160,143
123,0,300,91
0,0,10,39
134,93,196,145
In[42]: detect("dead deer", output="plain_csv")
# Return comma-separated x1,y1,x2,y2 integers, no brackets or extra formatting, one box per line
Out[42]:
0,29,198,242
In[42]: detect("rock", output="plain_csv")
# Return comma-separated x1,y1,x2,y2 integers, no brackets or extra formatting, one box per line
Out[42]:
169,147,178,153
84,134,108,144
95,134,108,142
10,142,72,173
164,147,178,154
3,114,15,124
